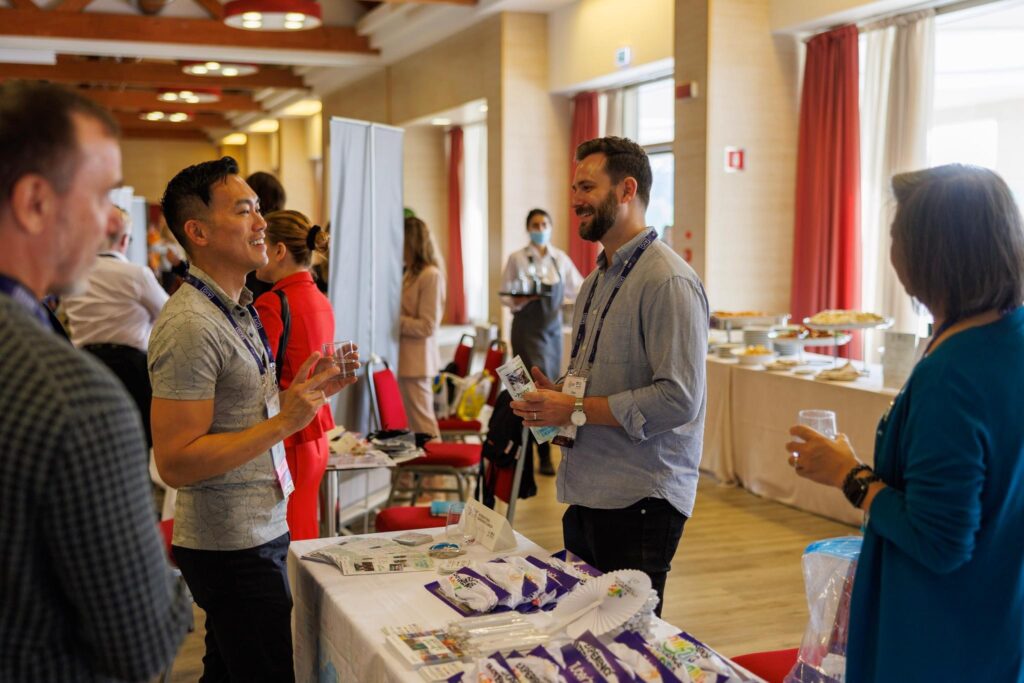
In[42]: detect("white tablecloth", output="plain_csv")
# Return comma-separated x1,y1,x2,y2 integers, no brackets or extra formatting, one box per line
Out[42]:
702,355,897,526
289,531,764,682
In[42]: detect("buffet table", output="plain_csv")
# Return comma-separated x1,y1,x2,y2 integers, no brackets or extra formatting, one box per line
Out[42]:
290,532,763,682
702,355,897,526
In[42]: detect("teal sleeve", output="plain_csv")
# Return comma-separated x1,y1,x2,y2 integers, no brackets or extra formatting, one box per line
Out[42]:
868,365,987,574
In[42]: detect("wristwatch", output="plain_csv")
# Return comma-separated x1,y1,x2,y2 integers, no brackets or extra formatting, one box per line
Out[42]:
570,396,587,427
842,464,880,508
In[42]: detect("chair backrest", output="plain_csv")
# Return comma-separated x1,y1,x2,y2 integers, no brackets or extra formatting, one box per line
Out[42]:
366,356,409,432
482,340,507,405
452,333,475,377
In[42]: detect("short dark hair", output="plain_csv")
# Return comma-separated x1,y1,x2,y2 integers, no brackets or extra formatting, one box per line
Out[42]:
0,80,119,215
575,136,652,207
246,171,286,215
525,208,551,228
161,156,239,254
891,164,1024,322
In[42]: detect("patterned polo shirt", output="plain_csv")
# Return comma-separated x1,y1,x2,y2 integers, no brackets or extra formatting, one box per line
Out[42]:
149,265,288,551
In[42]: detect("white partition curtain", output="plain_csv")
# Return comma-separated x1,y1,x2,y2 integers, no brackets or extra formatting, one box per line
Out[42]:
460,123,488,323
860,9,936,359
328,117,404,433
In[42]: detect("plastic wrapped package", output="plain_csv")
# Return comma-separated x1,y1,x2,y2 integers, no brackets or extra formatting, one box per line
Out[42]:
784,536,862,683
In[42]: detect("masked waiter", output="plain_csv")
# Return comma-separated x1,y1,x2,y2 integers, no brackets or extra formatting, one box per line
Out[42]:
500,208,583,475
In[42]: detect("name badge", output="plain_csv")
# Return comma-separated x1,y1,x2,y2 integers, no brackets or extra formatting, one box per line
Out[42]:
265,378,294,498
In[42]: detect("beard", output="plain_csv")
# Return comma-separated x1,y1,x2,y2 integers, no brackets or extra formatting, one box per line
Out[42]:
577,189,618,242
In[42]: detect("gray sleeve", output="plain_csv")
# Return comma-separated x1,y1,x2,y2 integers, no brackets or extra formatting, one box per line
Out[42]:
607,276,709,441
43,371,190,680
149,310,222,400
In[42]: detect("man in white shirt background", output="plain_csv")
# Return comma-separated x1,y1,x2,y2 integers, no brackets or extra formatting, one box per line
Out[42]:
500,208,584,475
64,204,169,446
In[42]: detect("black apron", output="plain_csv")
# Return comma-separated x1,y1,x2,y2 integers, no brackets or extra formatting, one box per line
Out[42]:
510,252,564,379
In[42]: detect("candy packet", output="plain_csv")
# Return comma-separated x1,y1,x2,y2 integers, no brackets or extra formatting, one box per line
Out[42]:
570,631,635,683
438,567,512,614
475,560,539,609
611,631,687,683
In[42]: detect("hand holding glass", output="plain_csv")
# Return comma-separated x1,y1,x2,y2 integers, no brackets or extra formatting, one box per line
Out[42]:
322,340,358,378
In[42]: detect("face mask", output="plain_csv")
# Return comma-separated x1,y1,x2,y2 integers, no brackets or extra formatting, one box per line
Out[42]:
529,229,551,246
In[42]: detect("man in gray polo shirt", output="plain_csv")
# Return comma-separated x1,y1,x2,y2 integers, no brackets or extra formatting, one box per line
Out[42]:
149,156,355,681
511,136,708,615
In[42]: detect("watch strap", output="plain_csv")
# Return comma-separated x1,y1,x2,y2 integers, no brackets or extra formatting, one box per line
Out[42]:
842,465,879,508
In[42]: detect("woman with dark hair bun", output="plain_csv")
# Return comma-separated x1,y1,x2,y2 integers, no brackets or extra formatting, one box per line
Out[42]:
254,209,337,540
787,164,1024,682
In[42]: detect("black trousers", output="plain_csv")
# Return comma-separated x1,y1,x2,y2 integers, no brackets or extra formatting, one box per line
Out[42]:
83,343,152,447
173,534,294,683
562,498,687,617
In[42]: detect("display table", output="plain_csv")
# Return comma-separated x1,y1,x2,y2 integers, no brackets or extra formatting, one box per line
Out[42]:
290,532,764,682
702,355,897,526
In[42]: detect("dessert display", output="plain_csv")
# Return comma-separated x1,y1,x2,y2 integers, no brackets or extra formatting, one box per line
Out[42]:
808,310,886,326
711,310,769,319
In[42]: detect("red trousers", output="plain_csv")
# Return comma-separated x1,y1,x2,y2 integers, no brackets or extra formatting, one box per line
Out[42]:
285,437,328,540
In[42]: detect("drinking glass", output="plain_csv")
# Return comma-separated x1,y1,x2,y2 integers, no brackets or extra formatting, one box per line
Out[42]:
322,340,358,378
445,502,475,546
798,409,837,439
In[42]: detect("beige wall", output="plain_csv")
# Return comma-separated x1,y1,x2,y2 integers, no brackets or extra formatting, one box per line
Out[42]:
548,0,674,91
277,118,317,221
320,13,569,330
246,133,274,176
120,139,218,203
402,126,449,261
676,0,800,313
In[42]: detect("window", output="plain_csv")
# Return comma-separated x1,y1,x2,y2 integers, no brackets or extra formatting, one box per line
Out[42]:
617,77,675,240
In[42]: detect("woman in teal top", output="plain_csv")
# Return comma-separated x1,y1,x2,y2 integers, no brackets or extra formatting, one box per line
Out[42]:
787,164,1024,682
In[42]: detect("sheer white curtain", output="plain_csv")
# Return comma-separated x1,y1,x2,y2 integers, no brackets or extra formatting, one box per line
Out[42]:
860,10,935,360
460,122,488,323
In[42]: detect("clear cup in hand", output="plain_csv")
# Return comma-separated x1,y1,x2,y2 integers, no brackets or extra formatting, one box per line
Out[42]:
445,502,475,546
798,409,837,438
322,340,358,378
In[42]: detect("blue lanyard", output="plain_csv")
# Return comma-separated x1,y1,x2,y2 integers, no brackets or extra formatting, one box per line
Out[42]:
569,229,658,369
183,272,275,377
0,274,51,328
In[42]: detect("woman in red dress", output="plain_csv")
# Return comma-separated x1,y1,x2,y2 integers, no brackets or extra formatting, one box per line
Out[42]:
254,210,335,540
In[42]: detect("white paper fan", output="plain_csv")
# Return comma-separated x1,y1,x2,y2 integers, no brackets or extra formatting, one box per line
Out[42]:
550,569,652,639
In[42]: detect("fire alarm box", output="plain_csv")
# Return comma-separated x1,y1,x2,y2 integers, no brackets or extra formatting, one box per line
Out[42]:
724,147,745,173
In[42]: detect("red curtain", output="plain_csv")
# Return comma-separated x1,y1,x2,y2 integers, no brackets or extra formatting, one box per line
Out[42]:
445,127,467,324
568,92,601,276
791,25,862,357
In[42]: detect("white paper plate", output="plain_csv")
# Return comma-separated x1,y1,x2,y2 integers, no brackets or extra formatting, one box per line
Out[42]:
552,570,652,639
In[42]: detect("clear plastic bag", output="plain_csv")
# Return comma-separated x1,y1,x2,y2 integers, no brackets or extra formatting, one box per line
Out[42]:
784,536,862,683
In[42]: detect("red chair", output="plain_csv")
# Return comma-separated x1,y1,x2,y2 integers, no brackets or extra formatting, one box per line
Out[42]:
438,340,507,440
451,332,475,377
730,648,799,683
366,357,481,506
374,506,447,532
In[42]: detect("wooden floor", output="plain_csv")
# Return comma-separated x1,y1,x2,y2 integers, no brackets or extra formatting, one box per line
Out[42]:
169,454,854,680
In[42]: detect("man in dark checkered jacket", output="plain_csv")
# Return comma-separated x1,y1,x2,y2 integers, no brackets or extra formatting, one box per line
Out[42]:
0,81,191,681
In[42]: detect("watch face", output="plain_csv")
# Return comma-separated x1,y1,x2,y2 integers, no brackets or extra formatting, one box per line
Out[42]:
571,410,586,427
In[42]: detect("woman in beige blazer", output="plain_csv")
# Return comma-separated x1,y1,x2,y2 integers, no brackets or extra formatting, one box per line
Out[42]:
400,216,446,436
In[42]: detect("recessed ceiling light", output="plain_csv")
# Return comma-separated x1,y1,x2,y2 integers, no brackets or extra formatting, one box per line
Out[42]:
431,117,451,126
141,111,166,121
181,61,258,77
221,133,249,145
224,0,323,31
158,87,221,104
168,112,191,123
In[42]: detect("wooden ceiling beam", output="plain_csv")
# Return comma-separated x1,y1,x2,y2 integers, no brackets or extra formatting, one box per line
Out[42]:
7,0,38,10
0,8,376,54
0,59,307,90
114,110,229,128
83,89,262,112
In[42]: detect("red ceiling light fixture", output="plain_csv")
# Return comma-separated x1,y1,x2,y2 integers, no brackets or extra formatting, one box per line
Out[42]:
223,0,323,31
158,87,222,104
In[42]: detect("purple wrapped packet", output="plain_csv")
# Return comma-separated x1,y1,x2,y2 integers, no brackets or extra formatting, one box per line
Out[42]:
562,644,610,683
573,631,635,682
612,631,686,683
